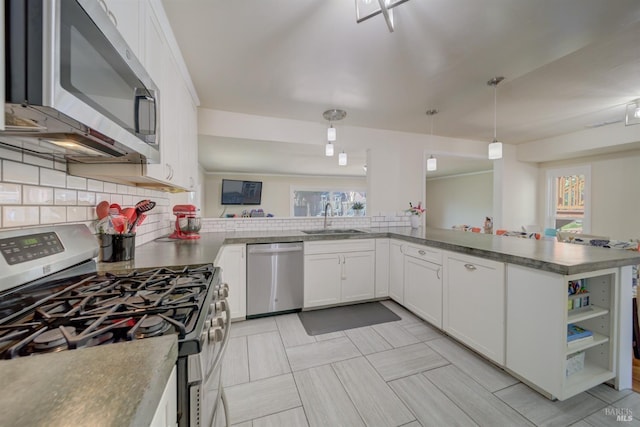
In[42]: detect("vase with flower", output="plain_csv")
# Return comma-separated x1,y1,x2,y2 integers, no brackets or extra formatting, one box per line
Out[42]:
406,202,425,228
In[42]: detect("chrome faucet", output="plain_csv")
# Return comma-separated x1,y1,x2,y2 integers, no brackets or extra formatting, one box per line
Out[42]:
324,202,333,229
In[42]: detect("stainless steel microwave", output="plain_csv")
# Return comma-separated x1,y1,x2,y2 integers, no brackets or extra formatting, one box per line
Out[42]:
3,0,160,163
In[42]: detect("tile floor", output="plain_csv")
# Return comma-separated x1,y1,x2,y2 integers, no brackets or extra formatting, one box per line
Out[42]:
220,300,640,427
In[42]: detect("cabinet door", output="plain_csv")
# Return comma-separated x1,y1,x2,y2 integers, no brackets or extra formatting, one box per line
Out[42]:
375,239,390,298
444,253,505,364
341,251,375,303
219,244,247,320
304,254,341,308
389,240,404,304
149,366,177,427
102,0,143,59
404,256,442,328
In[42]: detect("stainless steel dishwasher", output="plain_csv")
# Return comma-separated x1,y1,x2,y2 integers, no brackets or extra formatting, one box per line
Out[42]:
247,242,304,318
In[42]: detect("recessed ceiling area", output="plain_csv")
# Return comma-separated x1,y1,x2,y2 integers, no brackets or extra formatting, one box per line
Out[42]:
163,0,640,177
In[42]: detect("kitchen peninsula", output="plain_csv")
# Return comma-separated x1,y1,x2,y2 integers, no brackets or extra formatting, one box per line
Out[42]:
127,226,640,401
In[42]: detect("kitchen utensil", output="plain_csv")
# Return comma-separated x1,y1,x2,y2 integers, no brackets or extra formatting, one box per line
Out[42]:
122,207,137,225
109,203,122,213
127,200,156,233
169,204,201,240
96,201,110,219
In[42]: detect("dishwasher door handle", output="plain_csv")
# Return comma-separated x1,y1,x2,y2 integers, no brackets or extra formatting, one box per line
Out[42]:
248,246,303,254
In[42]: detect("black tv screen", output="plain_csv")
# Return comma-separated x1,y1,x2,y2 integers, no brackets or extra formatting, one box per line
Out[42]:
221,179,263,205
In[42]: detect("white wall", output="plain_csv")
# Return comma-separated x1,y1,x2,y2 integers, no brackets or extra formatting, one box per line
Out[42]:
538,149,640,241
203,173,366,218
425,171,493,229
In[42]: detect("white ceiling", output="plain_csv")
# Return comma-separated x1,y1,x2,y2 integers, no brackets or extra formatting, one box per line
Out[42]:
162,0,640,177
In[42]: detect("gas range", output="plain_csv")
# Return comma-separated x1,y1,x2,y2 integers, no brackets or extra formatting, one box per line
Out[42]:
0,224,230,427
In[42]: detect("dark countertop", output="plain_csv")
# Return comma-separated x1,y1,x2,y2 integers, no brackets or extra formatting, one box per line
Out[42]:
0,335,178,427
108,227,640,276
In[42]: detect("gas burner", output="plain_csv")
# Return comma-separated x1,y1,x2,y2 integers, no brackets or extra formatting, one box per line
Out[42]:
172,277,195,286
33,326,75,352
135,315,170,338
84,332,114,348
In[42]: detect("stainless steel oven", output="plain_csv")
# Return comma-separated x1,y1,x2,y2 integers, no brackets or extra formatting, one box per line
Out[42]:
0,224,230,427
3,0,160,163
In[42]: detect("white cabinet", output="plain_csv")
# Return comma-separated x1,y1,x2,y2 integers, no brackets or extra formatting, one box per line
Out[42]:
403,244,443,328
389,240,404,304
375,239,390,298
101,0,144,59
443,252,505,365
506,265,618,400
150,366,177,427
304,240,375,309
216,244,247,320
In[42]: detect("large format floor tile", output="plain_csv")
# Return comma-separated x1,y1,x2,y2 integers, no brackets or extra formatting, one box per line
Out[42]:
293,364,365,427
371,321,421,348
252,407,309,427
389,373,478,427
248,331,290,381
379,300,422,325
231,317,278,338
276,313,316,348
366,342,449,381
427,337,519,392
222,336,250,387
332,357,415,426
495,382,607,427
286,336,361,371
225,373,302,424
401,320,442,342
344,326,393,355
424,365,535,426
586,383,634,404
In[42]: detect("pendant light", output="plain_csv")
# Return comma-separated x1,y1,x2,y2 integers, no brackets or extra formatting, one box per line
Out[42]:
487,76,504,160
323,109,346,157
339,151,348,166
425,109,438,171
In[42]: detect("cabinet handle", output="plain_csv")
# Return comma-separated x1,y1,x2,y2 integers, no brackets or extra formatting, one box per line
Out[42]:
97,0,108,13
464,263,477,271
418,249,426,255
107,10,117,27
437,267,441,279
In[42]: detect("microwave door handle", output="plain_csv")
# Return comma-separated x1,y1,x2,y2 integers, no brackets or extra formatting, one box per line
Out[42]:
134,88,156,137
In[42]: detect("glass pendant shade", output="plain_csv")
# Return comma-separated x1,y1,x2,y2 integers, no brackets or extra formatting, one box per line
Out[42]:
338,151,347,166
327,126,336,142
488,140,503,160
325,142,334,156
427,155,437,171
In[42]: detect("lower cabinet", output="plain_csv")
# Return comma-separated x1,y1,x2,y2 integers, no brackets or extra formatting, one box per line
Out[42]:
404,254,442,328
216,244,247,320
443,251,505,365
389,240,404,304
304,240,375,309
375,239,390,298
150,366,177,427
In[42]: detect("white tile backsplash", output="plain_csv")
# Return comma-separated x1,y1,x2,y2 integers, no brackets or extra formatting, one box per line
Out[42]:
40,168,67,188
3,206,39,227
0,183,21,204
23,153,53,168
3,160,39,185
0,151,173,245
23,185,53,205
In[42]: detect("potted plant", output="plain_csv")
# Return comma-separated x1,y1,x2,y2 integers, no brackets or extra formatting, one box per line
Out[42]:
352,201,365,216
406,202,425,228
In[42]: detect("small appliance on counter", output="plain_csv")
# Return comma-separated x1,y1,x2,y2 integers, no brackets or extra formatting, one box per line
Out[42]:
169,204,202,240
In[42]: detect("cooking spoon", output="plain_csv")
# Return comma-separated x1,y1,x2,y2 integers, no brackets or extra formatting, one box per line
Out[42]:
127,200,156,233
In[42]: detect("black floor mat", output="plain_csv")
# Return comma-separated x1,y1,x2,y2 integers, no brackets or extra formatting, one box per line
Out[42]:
298,302,400,336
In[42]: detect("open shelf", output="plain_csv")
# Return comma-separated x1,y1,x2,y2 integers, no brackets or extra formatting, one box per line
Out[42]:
566,331,609,354
563,360,615,400
567,305,608,324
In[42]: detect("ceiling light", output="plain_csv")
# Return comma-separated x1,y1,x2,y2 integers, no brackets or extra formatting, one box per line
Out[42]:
339,151,348,166
363,164,368,172
355,0,410,33
325,141,334,156
425,109,438,172
487,76,505,160
625,99,640,126
327,125,336,142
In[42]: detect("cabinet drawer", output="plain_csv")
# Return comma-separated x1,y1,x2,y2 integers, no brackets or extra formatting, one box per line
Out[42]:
402,243,442,264
304,239,375,255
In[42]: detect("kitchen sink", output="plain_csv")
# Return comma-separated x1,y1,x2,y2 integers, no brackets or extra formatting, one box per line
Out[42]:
302,229,366,235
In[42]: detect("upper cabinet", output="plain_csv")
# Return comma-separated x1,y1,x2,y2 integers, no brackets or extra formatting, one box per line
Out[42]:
101,0,144,60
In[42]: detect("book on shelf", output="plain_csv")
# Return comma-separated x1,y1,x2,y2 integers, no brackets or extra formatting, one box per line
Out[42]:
567,324,593,344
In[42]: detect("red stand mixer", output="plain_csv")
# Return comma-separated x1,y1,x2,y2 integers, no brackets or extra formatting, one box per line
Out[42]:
169,204,202,239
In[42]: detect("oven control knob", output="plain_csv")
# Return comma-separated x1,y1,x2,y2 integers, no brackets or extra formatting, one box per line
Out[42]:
220,283,229,292
204,319,212,329
215,300,227,312
217,288,229,298
212,316,224,327
208,326,223,342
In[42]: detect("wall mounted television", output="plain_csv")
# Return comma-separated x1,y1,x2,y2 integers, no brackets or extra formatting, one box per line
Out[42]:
221,179,263,205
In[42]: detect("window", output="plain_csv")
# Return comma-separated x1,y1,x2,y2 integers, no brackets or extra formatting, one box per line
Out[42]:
546,166,591,233
292,189,366,217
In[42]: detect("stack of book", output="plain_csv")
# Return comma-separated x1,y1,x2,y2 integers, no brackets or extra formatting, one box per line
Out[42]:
567,324,593,347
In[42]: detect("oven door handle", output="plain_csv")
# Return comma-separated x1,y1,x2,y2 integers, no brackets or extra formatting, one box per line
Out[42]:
205,299,231,382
